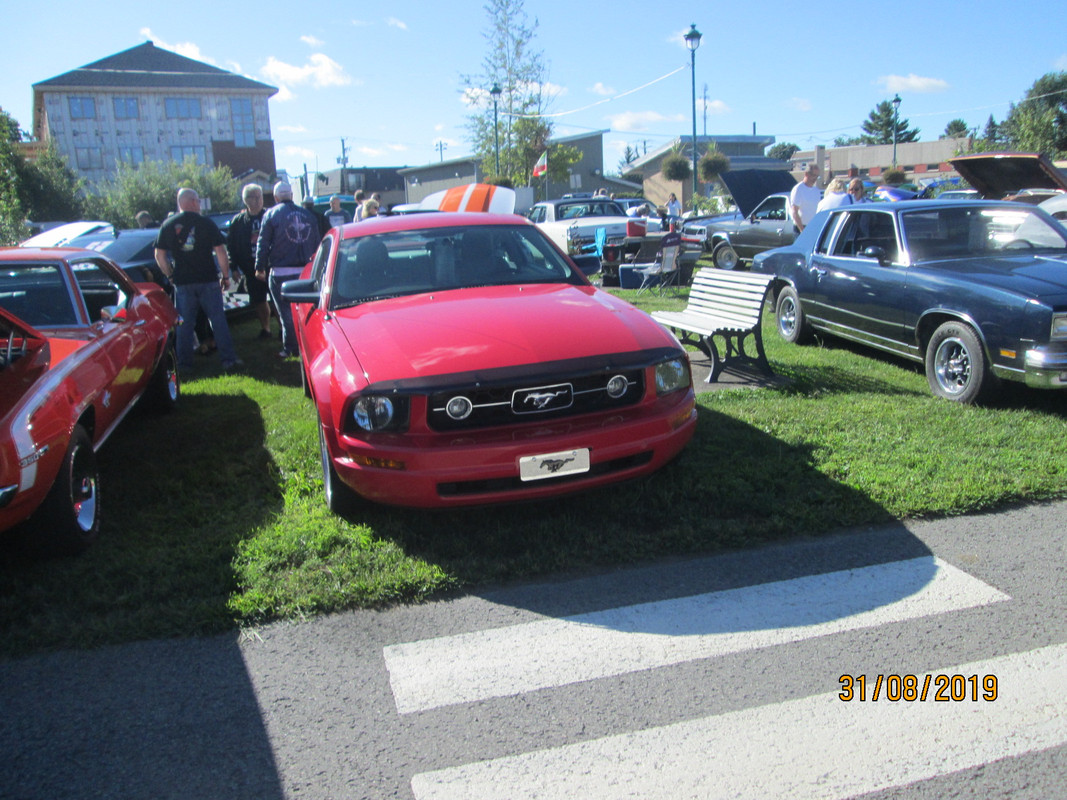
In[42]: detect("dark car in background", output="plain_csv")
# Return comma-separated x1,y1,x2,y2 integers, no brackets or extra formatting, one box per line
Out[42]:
753,199,1067,403
682,169,798,269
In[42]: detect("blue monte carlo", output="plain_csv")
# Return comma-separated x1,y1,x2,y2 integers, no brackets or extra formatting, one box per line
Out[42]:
752,199,1067,403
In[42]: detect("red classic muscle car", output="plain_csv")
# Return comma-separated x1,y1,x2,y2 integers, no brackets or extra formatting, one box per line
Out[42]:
281,212,697,512
0,248,179,554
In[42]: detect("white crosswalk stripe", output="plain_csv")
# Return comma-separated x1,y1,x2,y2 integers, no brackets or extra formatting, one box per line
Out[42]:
410,643,1067,800
384,556,1008,714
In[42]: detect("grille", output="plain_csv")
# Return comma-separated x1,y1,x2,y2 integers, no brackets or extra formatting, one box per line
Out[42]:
428,368,645,431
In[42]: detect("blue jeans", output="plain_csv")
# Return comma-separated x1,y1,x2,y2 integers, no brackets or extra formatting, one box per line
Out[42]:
175,281,238,368
269,267,303,355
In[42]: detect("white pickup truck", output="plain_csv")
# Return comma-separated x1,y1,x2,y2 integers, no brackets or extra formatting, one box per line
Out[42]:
526,197,633,281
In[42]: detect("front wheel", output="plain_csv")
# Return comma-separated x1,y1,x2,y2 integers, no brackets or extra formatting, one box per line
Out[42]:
925,321,994,403
712,242,740,270
775,286,812,344
142,343,180,412
27,425,100,556
319,420,360,516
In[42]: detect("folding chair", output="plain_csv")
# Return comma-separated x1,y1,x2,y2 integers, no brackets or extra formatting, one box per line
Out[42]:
634,244,680,294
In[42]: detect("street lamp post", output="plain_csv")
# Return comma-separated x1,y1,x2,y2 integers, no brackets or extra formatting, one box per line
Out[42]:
684,24,702,205
490,83,503,176
892,93,901,169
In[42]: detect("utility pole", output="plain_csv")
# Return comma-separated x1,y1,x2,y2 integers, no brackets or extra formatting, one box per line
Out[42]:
337,138,349,193
703,84,708,137
436,140,448,162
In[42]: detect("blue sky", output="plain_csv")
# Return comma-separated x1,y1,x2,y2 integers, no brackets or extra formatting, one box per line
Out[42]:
3,0,1065,181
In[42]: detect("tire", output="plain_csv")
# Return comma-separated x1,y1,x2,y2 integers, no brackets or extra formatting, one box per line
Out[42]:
712,242,740,270
27,425,100,556
925,321,993,403
775,286,812,344
319,420,359,516
142,343,180,413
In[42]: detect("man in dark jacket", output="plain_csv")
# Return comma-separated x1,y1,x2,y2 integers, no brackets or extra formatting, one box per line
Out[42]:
255,181,320,358
227,184,271,339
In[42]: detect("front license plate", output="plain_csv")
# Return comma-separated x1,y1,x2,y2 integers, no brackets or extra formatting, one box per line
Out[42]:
519,449,590,482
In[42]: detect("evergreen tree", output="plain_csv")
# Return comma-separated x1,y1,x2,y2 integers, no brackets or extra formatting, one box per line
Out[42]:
767,142,799,161
860,100,920,145
942,119,970,139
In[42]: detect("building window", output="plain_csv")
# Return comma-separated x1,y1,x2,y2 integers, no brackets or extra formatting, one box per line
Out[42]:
231,98,255,148
68,97,96,119
118,146,145,165
113,97,139,120
75,147,103,169
170,145,207,165
164,97,202,119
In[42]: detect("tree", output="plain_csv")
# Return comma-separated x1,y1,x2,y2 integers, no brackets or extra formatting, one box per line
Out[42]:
19,143,84,222
767,142,799,161
0,108,30,244
83,158,239,228
1001,72,1067,157
462,0,556,185
942,119,970,139
860,100,920,145
833,134,865,147
617,144,640,175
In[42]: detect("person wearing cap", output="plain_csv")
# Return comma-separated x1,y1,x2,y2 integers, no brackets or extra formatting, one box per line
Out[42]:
254,181,321,358
324,195,351,229
153,187,242,371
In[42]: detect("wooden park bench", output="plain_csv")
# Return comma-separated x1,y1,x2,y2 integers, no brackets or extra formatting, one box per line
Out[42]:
652,269,775,383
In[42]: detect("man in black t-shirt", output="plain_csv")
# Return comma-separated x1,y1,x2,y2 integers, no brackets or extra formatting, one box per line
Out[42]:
227,184,271,339
154,187,242,371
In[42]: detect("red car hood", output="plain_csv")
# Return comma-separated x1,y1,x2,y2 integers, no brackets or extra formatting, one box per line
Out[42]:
332,284,673,382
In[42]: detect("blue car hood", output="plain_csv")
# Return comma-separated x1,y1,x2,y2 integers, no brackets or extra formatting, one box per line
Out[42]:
939,253,1067,305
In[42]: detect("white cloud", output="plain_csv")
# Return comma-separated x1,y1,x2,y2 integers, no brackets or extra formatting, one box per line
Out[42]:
701,99,731,115
786,97,812,112
139,28,217,65
1056,54,1067,70
284,145,317,159
607,110,684,131
590,82,615,96
386,17,408,31
261,53,352,88
877,73,950,93
274,85,295,102
300,35,324,47
351,19,371,27
278,124,308,133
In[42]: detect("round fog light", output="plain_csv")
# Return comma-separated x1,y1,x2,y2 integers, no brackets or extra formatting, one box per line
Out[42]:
446,395,473,420
606,374,629,398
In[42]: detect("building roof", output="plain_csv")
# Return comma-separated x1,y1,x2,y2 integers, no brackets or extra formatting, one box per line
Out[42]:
32,41,277,94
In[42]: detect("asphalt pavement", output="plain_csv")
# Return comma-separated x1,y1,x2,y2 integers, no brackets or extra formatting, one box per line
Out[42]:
2,500,1065,799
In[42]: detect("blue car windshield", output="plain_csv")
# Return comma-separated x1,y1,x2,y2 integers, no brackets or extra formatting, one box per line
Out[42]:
901,205,1067,262
331,224,582,308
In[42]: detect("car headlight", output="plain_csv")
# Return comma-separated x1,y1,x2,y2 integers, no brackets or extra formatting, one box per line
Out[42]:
1052,313,1067,341
348,395,409,433
655,357,690,395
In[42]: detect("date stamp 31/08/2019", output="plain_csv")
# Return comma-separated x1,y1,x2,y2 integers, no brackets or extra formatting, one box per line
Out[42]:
838,674,998,702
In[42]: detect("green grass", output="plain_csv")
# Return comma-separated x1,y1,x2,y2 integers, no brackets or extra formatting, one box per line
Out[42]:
3,277,1067,658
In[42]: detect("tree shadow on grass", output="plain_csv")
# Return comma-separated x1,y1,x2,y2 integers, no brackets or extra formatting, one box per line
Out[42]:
0,392,284,658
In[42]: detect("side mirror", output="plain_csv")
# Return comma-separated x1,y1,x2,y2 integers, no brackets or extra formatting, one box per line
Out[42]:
100,305,126,322
861,245,889,266
571,254,602,276
281,278,320,305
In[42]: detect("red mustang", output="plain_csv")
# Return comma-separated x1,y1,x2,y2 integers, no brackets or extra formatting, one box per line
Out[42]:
282,211,697,512
0,248,179,554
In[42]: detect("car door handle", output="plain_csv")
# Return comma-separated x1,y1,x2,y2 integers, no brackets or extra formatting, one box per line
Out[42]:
811,267,827,279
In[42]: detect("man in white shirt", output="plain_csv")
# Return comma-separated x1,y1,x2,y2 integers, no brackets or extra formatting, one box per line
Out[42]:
789,164,822,233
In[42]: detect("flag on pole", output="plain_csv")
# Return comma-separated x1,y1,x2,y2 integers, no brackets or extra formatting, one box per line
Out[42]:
532,150,548,178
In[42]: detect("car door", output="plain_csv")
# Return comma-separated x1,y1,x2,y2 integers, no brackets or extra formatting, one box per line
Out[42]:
803,209,912,354
70,258,157,429
732,196,790,259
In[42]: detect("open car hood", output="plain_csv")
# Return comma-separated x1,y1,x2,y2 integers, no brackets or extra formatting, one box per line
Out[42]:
719,169,797,218
948,152,1067,199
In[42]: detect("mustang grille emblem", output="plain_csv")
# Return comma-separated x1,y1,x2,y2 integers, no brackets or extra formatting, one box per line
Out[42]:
513,383,573,414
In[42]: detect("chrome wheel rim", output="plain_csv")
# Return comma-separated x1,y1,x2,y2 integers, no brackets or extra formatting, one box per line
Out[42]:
70,446,98,533
778,297,797,338
933,336,970,395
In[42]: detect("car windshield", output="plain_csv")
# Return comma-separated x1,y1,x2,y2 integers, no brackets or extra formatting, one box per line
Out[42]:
331,224,584,308
901,205,1067,262
0,262,78,327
